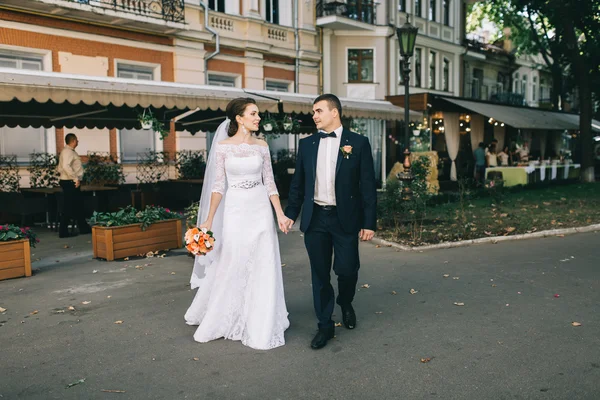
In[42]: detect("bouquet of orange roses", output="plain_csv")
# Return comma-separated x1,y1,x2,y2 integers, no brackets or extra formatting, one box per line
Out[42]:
184,227,215,256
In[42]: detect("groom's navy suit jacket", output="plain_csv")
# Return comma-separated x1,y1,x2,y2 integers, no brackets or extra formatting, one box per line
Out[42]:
285,128,377,234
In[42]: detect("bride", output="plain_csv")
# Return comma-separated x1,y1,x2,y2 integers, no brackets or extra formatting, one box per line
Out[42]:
184,97,292,350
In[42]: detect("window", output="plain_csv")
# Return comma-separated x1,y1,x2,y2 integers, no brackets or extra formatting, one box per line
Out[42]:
120,129,155,163
514,73,519,93
208,74,238,87
208,0,225,12
348,49,374,83
429,51,436,89
532,76,537,101
0,53,43,70
429,0,436,21
265,80,290,92
0,126,46,163
117,64,154,80
266,0,280,24
522,74,527,98
443,0,450,26
442,58,450,91
398,0,406,12
414,48,422,87
414,0,422,17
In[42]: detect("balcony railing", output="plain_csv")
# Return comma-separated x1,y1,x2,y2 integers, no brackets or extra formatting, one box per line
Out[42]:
74,0,185,23
465,81,527,106
316,0,376,25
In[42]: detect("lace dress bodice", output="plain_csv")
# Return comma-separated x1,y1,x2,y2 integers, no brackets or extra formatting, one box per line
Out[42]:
211,143,279,197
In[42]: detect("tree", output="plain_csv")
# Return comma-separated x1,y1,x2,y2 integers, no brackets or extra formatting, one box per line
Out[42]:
469,0,600,182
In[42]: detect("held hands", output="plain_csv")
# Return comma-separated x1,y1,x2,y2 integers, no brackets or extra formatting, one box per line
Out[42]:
277,214,293,234
74,180,81,188
359,229,375,241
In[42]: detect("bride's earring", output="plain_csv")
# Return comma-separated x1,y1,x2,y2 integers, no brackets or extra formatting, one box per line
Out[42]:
242,124,249,136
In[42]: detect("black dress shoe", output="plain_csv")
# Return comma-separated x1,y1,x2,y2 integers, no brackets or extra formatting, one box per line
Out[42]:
341,304,356,329
310,327,335,349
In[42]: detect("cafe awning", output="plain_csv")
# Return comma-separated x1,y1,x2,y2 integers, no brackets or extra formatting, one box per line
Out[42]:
438,96,599,131
0,68,415,130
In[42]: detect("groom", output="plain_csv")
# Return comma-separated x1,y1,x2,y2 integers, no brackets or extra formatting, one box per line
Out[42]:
285,94,377,349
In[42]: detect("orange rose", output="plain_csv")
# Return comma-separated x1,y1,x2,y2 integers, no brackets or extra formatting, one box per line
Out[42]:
342,145,352,153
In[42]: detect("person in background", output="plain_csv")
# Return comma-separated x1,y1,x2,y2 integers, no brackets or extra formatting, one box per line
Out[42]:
474,142,486,184
498,145,510,166
485,138,498,156
57,133,91,238
487,144,498,168
517,141,530,162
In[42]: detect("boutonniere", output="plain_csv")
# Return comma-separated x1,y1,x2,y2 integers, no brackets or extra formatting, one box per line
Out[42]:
340,145,353,159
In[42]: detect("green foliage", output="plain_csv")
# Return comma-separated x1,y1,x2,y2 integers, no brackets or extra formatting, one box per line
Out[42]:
0,224,39,248
28,152,59,188
138,109,169,140
184,201,200,228
82,153,125,186
88,205,182,231
271,149,296,181
0,155,19,193
176,151,206,180
378,156,433,241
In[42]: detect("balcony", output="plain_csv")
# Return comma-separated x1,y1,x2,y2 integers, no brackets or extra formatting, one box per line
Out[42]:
2,0,186,33
465,81,526,106
316,0,377,30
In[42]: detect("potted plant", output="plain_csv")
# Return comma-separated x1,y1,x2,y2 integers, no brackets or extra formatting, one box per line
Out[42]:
89,205,183,261
138,109,170,140
0,225,38,280
82,153,125,186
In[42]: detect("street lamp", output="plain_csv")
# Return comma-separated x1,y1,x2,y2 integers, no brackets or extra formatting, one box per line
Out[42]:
396,15,419,184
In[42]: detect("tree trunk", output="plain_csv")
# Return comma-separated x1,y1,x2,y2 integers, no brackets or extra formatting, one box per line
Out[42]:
579,80,595,182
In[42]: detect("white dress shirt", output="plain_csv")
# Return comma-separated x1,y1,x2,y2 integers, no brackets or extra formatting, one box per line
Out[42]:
314,125,343,206
57,146,84,182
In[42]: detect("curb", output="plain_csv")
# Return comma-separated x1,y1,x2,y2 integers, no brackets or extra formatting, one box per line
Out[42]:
372,223,600,252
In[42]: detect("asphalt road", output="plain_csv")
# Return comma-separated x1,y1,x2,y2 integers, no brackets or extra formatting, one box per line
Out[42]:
0,230,599,399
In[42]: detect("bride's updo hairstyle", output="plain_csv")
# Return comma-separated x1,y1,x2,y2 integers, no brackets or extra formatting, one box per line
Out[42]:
226,97,257,137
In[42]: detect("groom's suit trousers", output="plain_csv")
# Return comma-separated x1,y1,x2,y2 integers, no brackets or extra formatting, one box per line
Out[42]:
304,204,359,329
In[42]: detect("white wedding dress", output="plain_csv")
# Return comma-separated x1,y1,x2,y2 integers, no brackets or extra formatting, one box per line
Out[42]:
184,143,290,350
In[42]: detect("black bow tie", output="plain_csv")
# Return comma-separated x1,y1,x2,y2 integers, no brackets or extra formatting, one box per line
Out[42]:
319,132,337,139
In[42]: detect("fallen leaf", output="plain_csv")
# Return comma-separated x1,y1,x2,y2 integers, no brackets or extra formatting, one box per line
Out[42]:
543,202,551,206
375,311,383,314
420,357,432,363
63,245,70,249
107,296,112,299
66,378,85,388
505,227,516,233
491,284,497,287
92,270,98,274
484,231,492,235
54,310,65,314
158,254,166,258
0,307,6,313
68,306,76,311
561,197,566,201
334,322,342,327
409,288,418,295
101,390,126,393
453,302,465,306
554,294,560,298
500,213,508,217
361,284,370,288
443,274,450,278
569,210,574,214
124,257,129,261
171,272,176,275
506,304,510,306
135,265,143,270
375,245,381,248
551,220,557,225
146,252,155,258
571,322,582,327
30,310,39,315
556,234,565,238
81,301,91,305
192,357,199,361
452,277,460,280
391,291,397,295
281,263,286,267
114,320,124,324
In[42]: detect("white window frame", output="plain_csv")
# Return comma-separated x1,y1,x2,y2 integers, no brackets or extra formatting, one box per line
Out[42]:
207,73,241,88
429,50,437,90
0,126,47,164
115,59,161,81
265,79,292,92
442,57,451,92
0,45,52,71
346,47,376,84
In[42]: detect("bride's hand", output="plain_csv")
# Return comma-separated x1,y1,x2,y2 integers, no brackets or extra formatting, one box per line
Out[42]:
199,220,212,231
277,215,292,234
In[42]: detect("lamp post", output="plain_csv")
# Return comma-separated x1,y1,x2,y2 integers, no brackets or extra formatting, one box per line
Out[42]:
396,15,419,185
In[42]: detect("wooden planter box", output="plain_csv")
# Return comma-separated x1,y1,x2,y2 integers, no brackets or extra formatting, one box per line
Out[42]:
0,239,32,281
92,219,183,261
